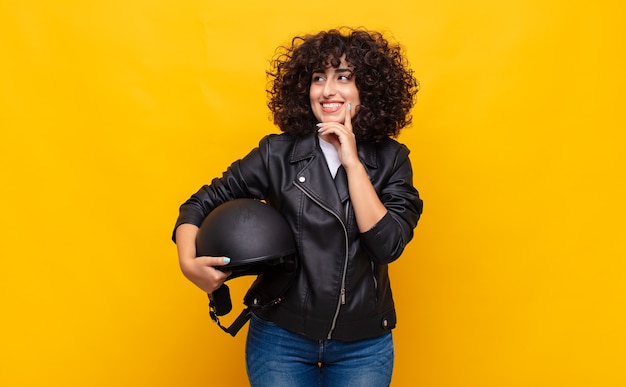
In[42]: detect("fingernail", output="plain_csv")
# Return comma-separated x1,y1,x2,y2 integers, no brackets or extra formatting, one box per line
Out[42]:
348,103,351,111
223,257,231,264
317,127,324,133
316,123,322,127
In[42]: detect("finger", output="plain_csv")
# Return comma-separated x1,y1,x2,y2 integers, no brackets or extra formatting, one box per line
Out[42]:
196,256,231,267
344,103,353,132
317,124,342,146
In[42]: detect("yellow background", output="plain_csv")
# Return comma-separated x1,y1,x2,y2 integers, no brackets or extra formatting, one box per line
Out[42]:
1,0,625,386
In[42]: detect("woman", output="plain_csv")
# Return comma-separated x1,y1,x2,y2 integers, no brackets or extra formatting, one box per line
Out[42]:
173,27,423,386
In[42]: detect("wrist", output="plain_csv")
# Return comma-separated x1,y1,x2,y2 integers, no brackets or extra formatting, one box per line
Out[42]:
344,160,366,175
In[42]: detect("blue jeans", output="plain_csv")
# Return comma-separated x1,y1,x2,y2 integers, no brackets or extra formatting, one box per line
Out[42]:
245,315,394,387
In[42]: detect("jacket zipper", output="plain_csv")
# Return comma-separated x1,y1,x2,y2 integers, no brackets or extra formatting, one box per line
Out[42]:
294,181,350,339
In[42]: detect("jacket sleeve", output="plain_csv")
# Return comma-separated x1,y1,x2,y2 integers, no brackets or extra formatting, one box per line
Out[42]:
172,136,271,242
359,144,423,264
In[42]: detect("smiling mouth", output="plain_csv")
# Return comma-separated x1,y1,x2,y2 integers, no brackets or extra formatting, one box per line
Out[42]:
321,102,343,112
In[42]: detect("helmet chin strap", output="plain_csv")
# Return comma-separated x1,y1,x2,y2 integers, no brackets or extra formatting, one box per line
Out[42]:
208,284,286,337
209,303,254,337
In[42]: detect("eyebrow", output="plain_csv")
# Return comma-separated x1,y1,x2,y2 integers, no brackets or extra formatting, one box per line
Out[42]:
312,67,354,74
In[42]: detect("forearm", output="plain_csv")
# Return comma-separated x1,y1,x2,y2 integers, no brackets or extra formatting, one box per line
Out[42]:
175,223,199,262
345,162,387,232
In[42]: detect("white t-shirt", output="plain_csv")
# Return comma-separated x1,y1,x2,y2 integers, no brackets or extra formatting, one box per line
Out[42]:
318,136,341,178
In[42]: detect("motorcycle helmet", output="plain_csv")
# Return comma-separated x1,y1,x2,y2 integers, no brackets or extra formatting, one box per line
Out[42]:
196,198,297,336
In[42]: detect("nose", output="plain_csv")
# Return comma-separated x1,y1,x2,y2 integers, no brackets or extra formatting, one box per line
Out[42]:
322,79,336,97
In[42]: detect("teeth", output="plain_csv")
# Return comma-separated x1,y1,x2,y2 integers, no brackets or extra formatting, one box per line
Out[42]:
322,103,342,109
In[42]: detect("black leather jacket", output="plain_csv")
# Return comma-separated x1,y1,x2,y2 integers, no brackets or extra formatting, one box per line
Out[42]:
174,132,423,341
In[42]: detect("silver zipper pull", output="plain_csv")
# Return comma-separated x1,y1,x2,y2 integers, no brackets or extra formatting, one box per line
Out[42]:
341,288,346,305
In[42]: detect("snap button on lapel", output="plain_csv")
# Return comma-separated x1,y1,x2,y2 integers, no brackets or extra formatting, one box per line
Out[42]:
298,176,306,183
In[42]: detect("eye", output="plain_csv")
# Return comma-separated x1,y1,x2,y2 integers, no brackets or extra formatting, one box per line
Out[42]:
312,74,325,82
337,72,353,81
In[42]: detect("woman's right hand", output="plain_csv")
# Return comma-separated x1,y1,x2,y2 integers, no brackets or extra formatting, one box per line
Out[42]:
175,223,231,294
179,255,231,294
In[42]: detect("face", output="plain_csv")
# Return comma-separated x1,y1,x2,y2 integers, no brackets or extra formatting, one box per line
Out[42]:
309,56,361,124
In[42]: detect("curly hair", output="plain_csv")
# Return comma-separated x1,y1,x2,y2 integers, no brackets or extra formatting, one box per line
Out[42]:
267,27,418,144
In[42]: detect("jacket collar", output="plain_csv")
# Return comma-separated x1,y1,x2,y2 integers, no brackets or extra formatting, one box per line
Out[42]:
289,131,378,168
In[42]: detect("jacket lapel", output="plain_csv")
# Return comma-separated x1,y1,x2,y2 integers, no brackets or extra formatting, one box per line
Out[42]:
334,166,349,203
291,133,343,218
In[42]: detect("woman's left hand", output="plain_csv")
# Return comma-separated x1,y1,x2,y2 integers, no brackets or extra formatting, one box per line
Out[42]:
318,103,388,231
317,103,360,170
